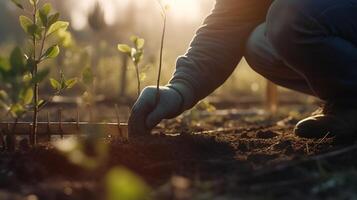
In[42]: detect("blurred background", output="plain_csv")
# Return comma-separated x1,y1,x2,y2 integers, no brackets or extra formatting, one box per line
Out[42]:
0,0,311,114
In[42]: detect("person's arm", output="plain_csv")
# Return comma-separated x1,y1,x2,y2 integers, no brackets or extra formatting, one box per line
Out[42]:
169,0,272,110
128,0,272,136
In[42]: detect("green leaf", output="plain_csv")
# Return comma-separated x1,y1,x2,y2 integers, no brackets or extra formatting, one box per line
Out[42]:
59,70,66,89
37,99,46,108
10,47,25,73
31,69,50,84
0,90,9,101
42,45,60,60
23,73,32,82
132,51,143,64
19,15,33,34
10,103,26,118
50,78,61,90
41,3,52,16
47,21,69,36
130,35,138,42
48,13,60,27
28,24,43,39
0,57,10,72
65,78,77,89
29,0,38,6
11,0,24,9
22,88,34,104
106,167,150,200
117,44,131,54
26,56,37,72
81,67,94,85
136,38,145,49
39,3,52,26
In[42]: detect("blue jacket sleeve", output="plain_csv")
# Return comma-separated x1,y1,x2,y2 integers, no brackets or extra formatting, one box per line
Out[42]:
168,0,272,110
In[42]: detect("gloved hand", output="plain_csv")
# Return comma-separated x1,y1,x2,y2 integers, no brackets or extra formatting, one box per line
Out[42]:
128,86,184,136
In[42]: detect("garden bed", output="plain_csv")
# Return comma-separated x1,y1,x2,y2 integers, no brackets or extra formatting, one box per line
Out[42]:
1,103,356,200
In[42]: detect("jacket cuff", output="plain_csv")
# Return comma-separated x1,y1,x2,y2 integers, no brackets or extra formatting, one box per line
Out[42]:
166,82,197,112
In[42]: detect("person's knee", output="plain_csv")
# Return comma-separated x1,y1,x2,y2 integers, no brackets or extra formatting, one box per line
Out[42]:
245,24,282,76
245,25,265,73
266,0,312,59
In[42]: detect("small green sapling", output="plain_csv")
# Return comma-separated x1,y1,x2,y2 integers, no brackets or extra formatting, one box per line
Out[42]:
117,36,145,97
155,0,169,105
9,0,76,145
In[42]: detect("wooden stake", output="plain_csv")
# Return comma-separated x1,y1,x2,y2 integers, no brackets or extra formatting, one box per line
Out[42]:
266,80,278,114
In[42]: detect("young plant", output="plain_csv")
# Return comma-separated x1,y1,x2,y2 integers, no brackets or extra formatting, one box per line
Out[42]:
49,70,77,100
117,36,145,97
155,0,168,105
10,0,76,145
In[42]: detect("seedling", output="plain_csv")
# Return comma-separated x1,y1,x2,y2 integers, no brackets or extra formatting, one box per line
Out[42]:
7,0,77,145
117,36,145,97
155,0,169,105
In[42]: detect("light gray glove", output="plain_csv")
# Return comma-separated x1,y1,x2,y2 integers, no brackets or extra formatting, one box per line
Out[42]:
128,86,185,136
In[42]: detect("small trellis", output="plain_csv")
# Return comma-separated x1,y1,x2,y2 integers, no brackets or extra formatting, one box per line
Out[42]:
0,105,128,150
0,122,128,138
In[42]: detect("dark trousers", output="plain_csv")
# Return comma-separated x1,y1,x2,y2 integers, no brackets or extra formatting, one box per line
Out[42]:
245,0,357,106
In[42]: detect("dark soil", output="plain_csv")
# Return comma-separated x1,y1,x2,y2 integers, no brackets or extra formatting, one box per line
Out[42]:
0,104,357,200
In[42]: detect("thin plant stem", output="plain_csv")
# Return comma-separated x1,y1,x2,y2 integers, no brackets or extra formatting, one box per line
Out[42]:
39,28,49,59
156,4,167,105
135,63,141,97
31,3,38,146
37,90,62,112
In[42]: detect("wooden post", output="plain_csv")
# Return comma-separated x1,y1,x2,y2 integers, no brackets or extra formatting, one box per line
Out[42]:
266,80,278,114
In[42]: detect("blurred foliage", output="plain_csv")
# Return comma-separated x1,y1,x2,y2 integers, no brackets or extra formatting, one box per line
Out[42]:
54,135,108,170
80,66,96,108
0,47,36,118
106,167,151,200
182,100,216,127
88,1,106,32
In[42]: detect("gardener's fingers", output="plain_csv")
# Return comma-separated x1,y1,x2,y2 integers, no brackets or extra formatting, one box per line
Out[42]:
128,105,151,136
128,87,157,136
146,89,183,129
146,106,167,130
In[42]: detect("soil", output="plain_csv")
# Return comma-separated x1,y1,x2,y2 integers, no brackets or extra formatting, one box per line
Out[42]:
0,103,357,200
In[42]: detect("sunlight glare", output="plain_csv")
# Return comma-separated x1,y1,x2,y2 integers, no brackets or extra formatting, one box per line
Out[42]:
161,0,200,20
70,0,201,30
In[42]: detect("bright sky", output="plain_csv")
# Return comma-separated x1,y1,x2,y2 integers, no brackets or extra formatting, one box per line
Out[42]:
69,0,201,31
